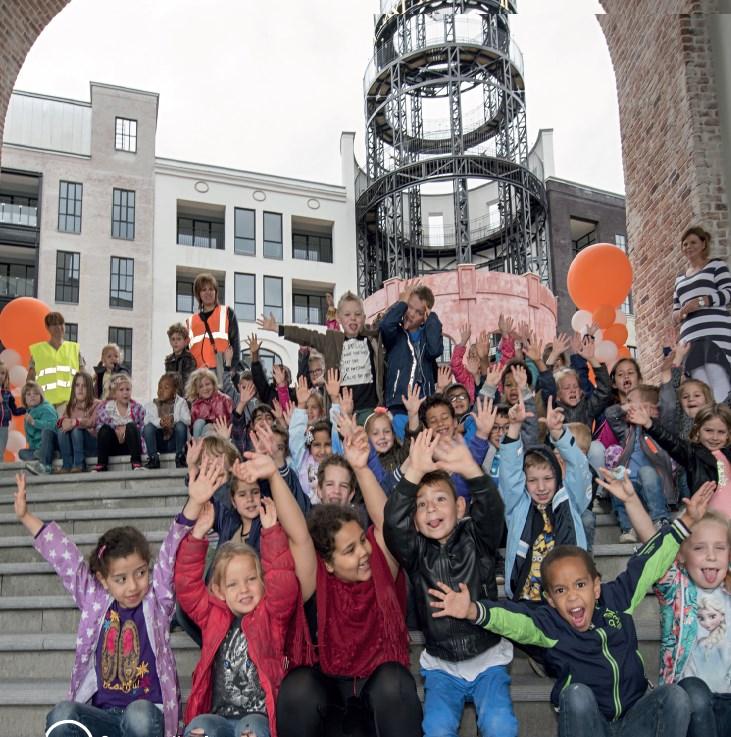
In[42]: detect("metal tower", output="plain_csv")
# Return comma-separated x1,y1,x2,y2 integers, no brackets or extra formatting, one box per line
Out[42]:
356,0,549,296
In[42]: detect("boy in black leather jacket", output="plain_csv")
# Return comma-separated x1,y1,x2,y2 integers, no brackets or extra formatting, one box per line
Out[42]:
383,422,517,737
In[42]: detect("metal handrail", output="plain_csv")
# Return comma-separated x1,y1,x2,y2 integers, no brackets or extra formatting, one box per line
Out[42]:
0,275,35,298
0,203,38,228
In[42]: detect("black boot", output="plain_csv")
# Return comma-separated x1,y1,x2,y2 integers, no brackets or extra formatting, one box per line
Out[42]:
146,453,160,470
175,452,187,469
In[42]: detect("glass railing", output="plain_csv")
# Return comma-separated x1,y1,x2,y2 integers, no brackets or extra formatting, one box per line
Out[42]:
0,275,35,298
379,0,517,14
0,202,38,228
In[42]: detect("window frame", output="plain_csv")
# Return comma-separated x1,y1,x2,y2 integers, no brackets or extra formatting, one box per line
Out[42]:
292,292,327,325
64,323,78,342
108,326,133,371
234,207,256,256
234,272,257,322
109,256,134,310
58,181,83,234
115,117,138,153
263,275,284,323
111,188,136,240
292,232,333,263
54,250,81,304
263,211,283,260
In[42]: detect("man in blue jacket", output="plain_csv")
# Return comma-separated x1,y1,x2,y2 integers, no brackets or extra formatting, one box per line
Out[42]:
379,278,443,439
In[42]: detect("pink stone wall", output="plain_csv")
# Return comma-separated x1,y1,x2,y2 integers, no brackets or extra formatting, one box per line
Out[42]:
364,265,558,346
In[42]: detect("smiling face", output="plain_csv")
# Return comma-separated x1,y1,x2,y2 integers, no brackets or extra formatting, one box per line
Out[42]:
325,520,373,582
318,464,354,505
213,554,264,616
557,374,581,407
231,481,262,523
96,552,151,610
198,376,215,399
367,414,395,454
338,299,366,338
489,415,510,449
310,429,332,464
447,387,471,416
697,605,723,634
47,321,65,344
678,519,730,589
403,294,428,332
544,555,601,632
414,478,466,544
425,403,457,438
681,233,708,263
305,395,323,424
613,360,640,400
679,382,710,418
525,459,557,506
697,416,730,451
198,283,218,310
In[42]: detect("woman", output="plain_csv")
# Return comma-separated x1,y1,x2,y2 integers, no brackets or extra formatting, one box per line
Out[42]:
672,226,731,401
186,273,241,380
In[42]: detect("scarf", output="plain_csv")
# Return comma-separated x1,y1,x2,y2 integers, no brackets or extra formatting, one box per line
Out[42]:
316,527,408,678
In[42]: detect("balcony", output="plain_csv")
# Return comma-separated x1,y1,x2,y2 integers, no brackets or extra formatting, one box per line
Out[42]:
0,202,39,248
176,200,226,251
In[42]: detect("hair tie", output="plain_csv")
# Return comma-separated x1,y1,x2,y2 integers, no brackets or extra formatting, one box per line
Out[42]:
374,406,389,415
364,407,393,431
97,544,107,560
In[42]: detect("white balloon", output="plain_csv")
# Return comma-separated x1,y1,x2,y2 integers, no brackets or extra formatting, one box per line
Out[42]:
9,364,27,388
595,340,619,364
6,430,26,454
571,310,593,334
0,349,21,368
594,329,603,343
614,309,627,325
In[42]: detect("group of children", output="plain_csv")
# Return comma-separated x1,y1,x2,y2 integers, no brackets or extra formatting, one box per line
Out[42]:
12,283,731,737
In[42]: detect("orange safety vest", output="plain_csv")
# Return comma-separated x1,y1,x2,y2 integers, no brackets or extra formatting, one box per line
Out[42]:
186,305,230,369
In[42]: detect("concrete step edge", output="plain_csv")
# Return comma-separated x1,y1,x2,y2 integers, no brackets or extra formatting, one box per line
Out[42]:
0,506,187,524
0,468,187,489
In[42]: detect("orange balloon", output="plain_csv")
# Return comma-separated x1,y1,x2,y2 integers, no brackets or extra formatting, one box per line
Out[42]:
617,345,631,358
592,304,615,329
604,323,629,347
567,244,633,312
0,297,50,365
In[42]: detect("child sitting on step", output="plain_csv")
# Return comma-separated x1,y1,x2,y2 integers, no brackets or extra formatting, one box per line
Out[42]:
13,457,224,737
18,381,57,471
187,368,233,439
95,374,145,472
54,371,100,473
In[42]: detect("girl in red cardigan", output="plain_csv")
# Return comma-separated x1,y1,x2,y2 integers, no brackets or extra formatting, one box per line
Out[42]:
175,464,310,737
187,368,233,439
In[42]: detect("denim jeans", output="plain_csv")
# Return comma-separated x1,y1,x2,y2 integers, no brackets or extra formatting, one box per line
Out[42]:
143,422,188,456
558,683,690,737
19,427,58,466
57,428,97,469
192,418,208,438
184,712,270,737
612,465,669,531
46,699,164,737
679,676,731,737
421,664,518,737
581,508,596,552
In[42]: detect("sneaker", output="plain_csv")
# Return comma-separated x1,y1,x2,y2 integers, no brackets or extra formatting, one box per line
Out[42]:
131,462,144,471
175,452,187,469
69,467,84,474
528,656,548,678
145,454,160,470
619,528,638,544
92,464,107,473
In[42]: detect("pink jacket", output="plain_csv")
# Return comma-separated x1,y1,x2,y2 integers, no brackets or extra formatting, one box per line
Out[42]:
190,391,233,425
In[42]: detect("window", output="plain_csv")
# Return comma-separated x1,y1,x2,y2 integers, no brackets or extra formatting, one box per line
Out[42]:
427,214,445,248
441,336,454,362
55,251,80,304
570,217,598,254
176,280,194,313
293,293,327,325
263,212,283,259
0,262,35,298
58,181,82,233
235,208,256,255
109,257,134,309
616,234,634,315
264,276,283,323
292,233,332,263
115,117,137,153
234,273,256,322
241,347,283,378
177,216,224,250
64,323,78,342
112,189,135,240
108,327,132,370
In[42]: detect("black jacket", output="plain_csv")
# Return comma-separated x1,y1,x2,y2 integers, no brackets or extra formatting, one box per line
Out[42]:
646,417,731,495
383,473,505,661
93,362,130,399
164,349,197,395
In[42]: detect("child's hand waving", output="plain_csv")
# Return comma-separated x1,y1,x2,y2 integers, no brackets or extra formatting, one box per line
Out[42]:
472,396,497,440
192,501,215,540
428,581,476,621
595,467,637,503
14,473,27,520
404,429,438,481
680,481,717,527
259,497,278,529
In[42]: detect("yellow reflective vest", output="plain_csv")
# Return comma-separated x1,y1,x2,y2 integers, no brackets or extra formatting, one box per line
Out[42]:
29,340,80,405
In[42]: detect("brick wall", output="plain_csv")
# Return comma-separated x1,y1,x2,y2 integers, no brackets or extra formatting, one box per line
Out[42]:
598,0,729,378
0,0,69,165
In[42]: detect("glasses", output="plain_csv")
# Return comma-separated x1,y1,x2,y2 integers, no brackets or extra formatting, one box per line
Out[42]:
491,424,510,434
449,393,470,403
310,368,324,376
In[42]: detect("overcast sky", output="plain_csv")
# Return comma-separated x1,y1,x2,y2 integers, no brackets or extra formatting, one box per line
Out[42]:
13,0,623,193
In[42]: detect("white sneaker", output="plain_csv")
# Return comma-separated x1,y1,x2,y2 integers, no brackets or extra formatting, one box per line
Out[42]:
619,528,638,544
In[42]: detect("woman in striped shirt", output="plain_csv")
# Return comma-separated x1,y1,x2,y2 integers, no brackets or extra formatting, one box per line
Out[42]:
672,226,731,401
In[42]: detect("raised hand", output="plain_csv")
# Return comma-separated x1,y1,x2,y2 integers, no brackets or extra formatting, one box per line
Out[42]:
472,396,497,439
436,365,452,393
524,332,544,364
544,396,565,438
246,333,262,356
340,386,354,417
406,429,439,479
188,455,226,506
250,423,276,456
402,383,426,417
192,501,215,540
259,496,278,529
256,313,279,332
14,473,27,520
507,395,533,426
399,277,422,303
510,364,528,392
186,437,204,469
428,582,475,620
548,333,572,364
295,376,310,408
475,330,491,360
224,346,234,368
682,481,717,525
235,452,278,483
237,379,257,408
335,412,358,443
273,364,288,387
465,351,480,376
213,416,232,439
595,467,637,503
625,404,652,429
484,361,503,389
458,322,471,346
673,340,690,367
433,434,480,477
578,334,596,362
343,426,370,470
281,404,294,427
324,368,341,402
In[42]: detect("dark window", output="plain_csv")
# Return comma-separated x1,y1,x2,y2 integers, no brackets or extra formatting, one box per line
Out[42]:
115,117,137,153
235,208,256,255
570,218,598,254
0,262,35,298
55,251,80,303
176,280,194,313
177,216,225,250
293,293,327,325
108,326,132,371
112,189,135,240
64,323,78,342
441,336,454,363
58,181,82,233
234,273,256,322
292,232,332,263
109,257,134,309
241,348,282,378
616,234,634,315
263,212,283,259
264,276,283,323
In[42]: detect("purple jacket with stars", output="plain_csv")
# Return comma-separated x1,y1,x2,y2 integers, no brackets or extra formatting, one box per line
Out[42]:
33,515,192,737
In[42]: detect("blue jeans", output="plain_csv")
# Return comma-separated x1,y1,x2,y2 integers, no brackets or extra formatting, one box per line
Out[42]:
679,676,731,737
18,427,58,466
184,712,270,737
46,699,164,737
421,664,518,737
612,465,669,531
143,422,188,456
192,418,208,438
581,508,596,552
558,683,690,737
57,427,97,469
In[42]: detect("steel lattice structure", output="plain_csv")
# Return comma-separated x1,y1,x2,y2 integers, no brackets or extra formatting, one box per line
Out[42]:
356,0,549,296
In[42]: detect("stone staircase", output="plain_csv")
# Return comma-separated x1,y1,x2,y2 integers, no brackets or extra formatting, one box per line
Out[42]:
0,461,662,737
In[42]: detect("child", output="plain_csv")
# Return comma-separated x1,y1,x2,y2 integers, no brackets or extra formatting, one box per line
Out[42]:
605,384,673,542
144,373,191,469
631,402,731,517
164,322,197,396
18,381,58,471
95,374,145,472
324,292,339,330
55,371,100,472
365,408,410,492
428,485,715,737
187,368,233,439
0,360,25,457
93,343,130,400
445,383,477,440
482,404,510,481
258,290,384,423
175,486,308,737
383,428,517,737
500,396,592,600
563,421,598,551
14,458,224,737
